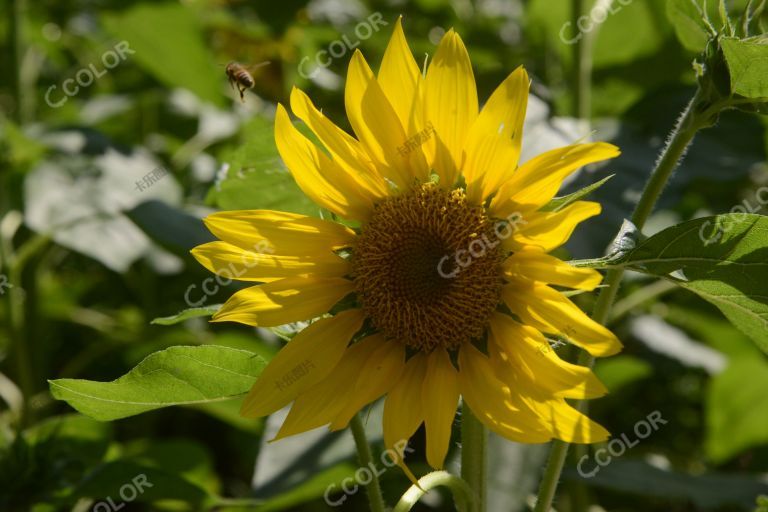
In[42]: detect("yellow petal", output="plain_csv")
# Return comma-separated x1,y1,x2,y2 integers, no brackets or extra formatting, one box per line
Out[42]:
275,103,372,220
290,87,389,199
421,348,460,469
488,313,607,399
191,241,349,281
502,281,622,357
464,66,529,203
346,50,428,188
458,344,551,443
378,17,422,134
503,250,602,290
491,142,620,218
273,334,380,439
424,29,478,186
213,276,354,327
507,201,601,252
383,352,427,482
531,398,610,443
240,309,365,417
203,209,356,255
329,336,406,430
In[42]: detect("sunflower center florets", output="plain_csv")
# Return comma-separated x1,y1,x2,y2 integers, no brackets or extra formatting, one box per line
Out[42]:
352,183,504,352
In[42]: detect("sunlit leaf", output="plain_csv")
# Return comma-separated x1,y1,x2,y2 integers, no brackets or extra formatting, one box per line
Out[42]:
721,36,768,99
612,214,768,354
49,346,266,420
101,3,222,105
208,116,319,215
707,357,768,462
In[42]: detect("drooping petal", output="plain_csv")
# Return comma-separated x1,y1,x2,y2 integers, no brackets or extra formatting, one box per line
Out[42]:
275,103,373,220
424,29,478,186
490,142,620,218
346,50,429,187
502,281,623,357
503,250,602,290
458,344,551,442
506,201,601,252
488,313,607,399
191,241,349,281
240,309,365,418
463,66,529,203
203,209,356,255
329,336,406,430
213,276,354,327
421,348,460,469
273,334,380,439
383,353,427,460
289,86,389,199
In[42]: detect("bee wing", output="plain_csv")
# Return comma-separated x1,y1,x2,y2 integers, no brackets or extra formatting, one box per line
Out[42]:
246,61,270,73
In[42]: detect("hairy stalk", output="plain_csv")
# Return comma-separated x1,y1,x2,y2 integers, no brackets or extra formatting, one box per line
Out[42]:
461,402,487,511
533,87,721,512
349,413,387,512
393,471,477,512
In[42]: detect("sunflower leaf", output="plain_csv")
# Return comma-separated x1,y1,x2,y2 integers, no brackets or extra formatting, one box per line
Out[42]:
612,214,768,354
721,36,768,100
541,174,614,212
49,346,266,421
667,0,714,52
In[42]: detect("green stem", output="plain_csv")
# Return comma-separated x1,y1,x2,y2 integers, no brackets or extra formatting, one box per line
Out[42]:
461,402,486,511
572,0,589,120
393,471,477,512
349,413,387,512
533,87,718,512
9,0,28,124
6,234,49,428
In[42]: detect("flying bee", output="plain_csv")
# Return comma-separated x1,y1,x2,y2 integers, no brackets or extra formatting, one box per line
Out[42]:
225,61,269,102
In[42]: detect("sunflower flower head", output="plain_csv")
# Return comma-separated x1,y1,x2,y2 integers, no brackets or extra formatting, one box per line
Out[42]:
192,17,623,471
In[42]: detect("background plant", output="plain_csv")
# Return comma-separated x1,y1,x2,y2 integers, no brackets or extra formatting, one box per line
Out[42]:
1,0,768,511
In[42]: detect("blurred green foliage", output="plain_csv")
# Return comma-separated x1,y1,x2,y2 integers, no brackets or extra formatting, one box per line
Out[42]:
1,0,768,511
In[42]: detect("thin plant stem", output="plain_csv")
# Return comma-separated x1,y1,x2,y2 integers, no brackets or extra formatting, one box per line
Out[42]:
349,413,387,512
533,87,721,512
461,402,486,512
5,234,49,428
608,279,679,325
393,471,477,512
9,0,28,124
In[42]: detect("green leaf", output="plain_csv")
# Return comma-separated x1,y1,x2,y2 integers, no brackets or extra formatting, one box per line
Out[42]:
593,355,653,392
667,0,713,51
721,36,768,99
127,200,215,258
208,116,319,215
566,459,768,508
255,464,357,512
70,460,212,506
151,305,221,325
49,346,266,420
542,174,614,212
613,214,768,354
707,357,768,462
101,3,222,105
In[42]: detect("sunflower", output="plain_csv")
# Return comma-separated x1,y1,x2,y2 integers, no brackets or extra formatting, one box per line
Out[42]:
192,18,622,471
